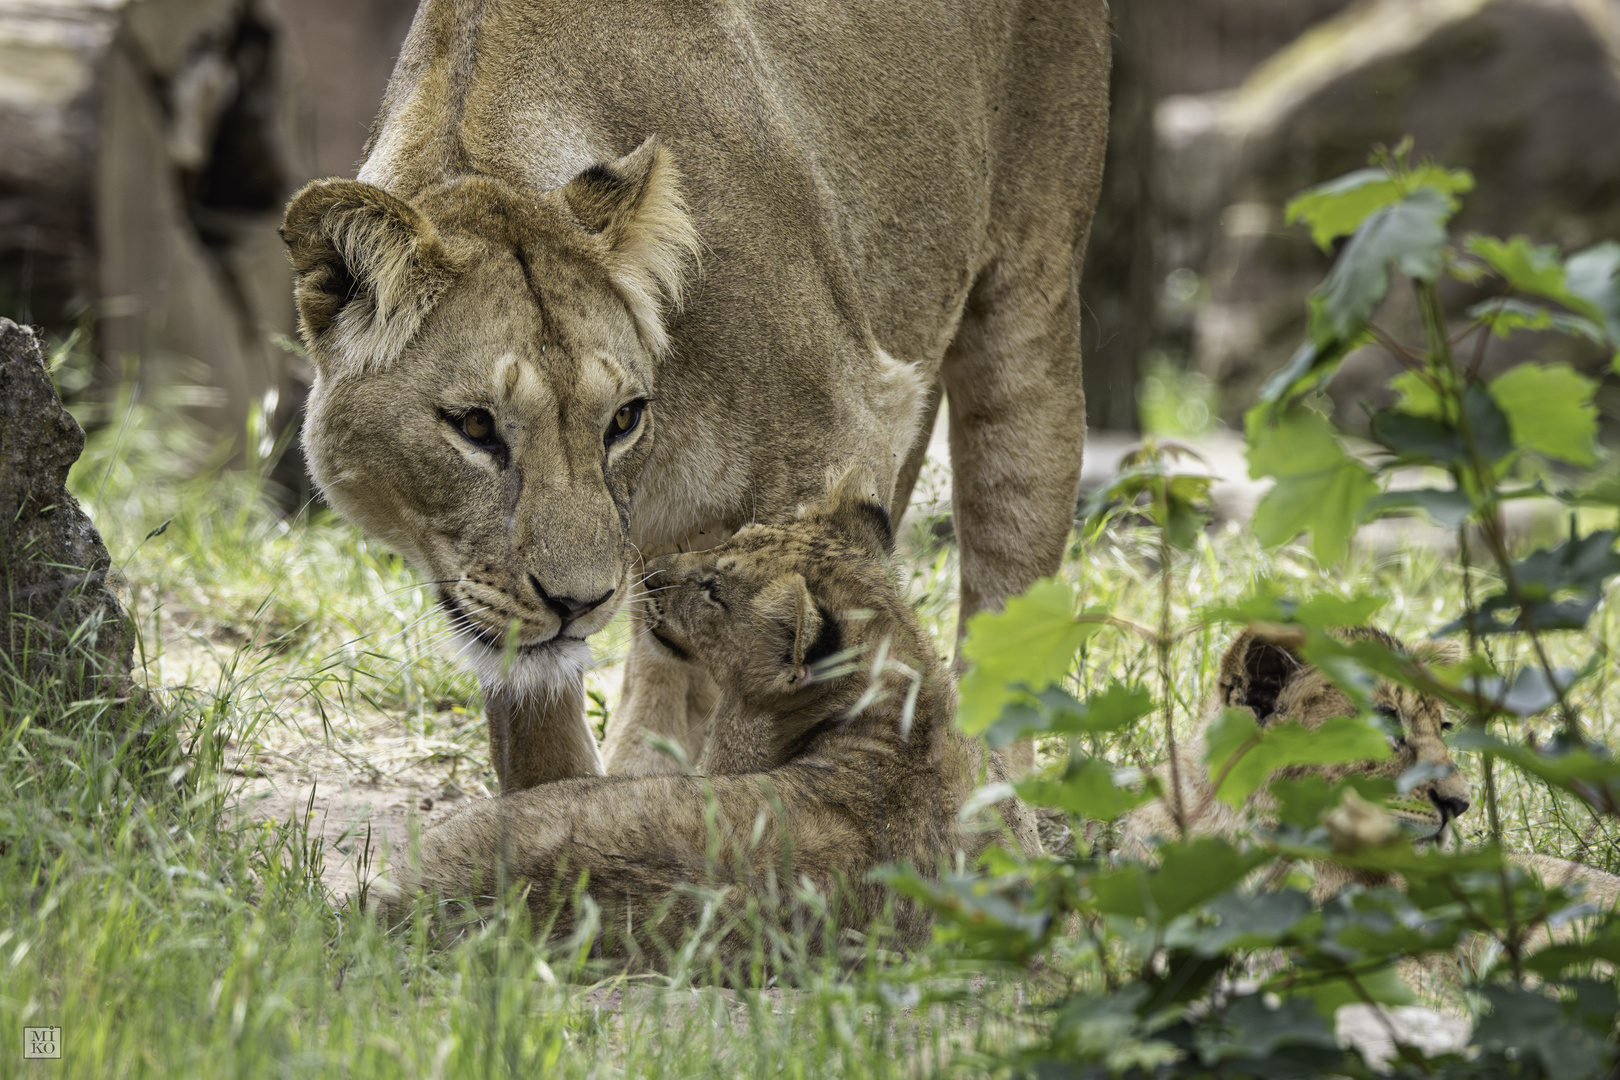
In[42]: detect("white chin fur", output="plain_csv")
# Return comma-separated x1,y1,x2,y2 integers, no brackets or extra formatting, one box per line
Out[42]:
448,629,593,699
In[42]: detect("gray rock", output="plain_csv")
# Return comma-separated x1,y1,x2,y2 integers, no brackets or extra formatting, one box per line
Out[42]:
0,317,132,697
1159,0,1620,423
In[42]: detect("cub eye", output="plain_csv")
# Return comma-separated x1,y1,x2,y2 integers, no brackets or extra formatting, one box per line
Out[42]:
1441,720,1455,732
450,408,502,451
606,399,646,445
700,576,723,606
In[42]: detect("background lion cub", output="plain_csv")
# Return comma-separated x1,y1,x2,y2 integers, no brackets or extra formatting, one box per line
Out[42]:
1121,629,1619,908
378,470,1036,965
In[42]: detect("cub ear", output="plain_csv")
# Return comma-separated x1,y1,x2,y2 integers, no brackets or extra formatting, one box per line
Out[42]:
282,179,457,374
1219,630,1303,724
757,573,840,684
559,136,701,356
804,466,895,558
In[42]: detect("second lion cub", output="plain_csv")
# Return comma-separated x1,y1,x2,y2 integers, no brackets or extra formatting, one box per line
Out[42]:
378,469,1036,964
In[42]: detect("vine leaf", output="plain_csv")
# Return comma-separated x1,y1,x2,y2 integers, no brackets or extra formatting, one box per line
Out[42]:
981,682,1153,749
1246,407,1378,563
1017,758,1154,820
1488,362,1599,466
1205,710,1391,807
955,579,1101,735
1311,188,1454,342
1286,165,1472,251
1438,529,1620,636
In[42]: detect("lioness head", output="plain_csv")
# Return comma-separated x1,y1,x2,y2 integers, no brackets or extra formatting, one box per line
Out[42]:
644,469,921,767
281,138,700,695
1219,628,1472,836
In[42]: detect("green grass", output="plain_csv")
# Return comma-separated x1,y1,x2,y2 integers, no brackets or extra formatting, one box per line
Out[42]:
1,392,1616,1077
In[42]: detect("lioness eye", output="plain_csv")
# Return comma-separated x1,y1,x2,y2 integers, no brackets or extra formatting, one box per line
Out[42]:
455,409,498,447
606,400,645,445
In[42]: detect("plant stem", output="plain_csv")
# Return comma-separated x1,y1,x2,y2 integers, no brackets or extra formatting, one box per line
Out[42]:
1460,526,1502,843
1157,487,1186,837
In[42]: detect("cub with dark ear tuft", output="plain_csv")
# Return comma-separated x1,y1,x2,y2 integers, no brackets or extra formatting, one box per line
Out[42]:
377,468,1041,966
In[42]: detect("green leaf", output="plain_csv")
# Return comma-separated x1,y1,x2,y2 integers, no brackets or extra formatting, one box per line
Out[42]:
1246,407,1378,563
1193,891,1314,955
956,578,1101,735
1290,964,1414,1019
1478,984,1612,1080
1311,189,1453,342
1453,730,1620,815
1017,758,1153,820
1285,168,1400,250
874,868,1052,961
1439,529,1620,637
1206,711,1391,807
1467,297,1605,342
1363,487,1475,529
1488,363,1599,466
1090,838,1269,923
1272,775,1396,829
1468,235,1607,324
1206,584,1387,630
1285,165,1472,251
980,681,1154,749
1368,382,1514,468
1389,370,1443,418
1564,240,1620,343
1525,918,1620,977
1195,994,1343,1068
1257,332,1371,406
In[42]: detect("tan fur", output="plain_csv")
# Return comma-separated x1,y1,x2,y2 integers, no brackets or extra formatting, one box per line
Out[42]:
1120,630,1620,910
283,0,1111,791
377,473,1039,966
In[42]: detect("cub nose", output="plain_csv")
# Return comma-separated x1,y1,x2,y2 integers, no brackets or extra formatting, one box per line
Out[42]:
529,575,614,626
1432,793,1471,820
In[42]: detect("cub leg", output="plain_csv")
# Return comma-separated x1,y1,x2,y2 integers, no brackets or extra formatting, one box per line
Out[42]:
485,678,604,792
600,618,719,775
941,257,1089,778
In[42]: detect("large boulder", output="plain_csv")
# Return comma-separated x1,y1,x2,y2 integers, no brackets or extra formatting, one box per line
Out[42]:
0,318,132,696
1159,0,1620,423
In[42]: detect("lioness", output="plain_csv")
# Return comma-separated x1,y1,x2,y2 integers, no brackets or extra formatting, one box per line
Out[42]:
281,1,1110,790
379,471,1037,963
1119,629,1619,908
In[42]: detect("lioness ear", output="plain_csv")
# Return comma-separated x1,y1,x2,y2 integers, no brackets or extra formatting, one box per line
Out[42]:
282,179,457,373
560,136,700,357
758,573,839,683
803,466,894,558
1219,630,1303,724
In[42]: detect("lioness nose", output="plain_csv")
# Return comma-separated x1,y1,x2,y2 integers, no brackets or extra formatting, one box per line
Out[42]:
1433,794,1471,820
530,575,614,625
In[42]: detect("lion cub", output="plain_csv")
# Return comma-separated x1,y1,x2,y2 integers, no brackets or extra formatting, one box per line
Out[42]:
1120,629,1619,908
379,469,1036,964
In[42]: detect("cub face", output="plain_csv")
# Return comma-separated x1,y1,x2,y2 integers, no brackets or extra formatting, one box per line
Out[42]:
1220,629,1472,835
644,469,903,720
283,139,699,696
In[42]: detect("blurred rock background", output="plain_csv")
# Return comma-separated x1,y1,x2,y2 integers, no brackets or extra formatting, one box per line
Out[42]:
0,0,415,498
2,0,1617,491
1086,0,1620,441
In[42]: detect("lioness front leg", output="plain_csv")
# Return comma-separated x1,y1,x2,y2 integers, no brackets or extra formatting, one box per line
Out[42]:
484,679,604,792
600,611,719,775
942,259,1090,779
